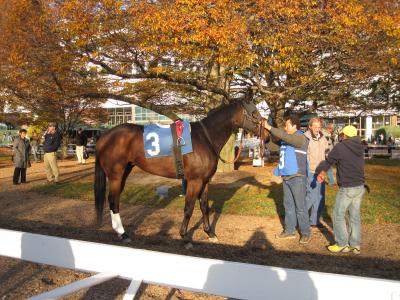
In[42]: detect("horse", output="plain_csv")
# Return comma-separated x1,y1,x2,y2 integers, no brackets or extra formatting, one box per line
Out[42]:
94,101,266,246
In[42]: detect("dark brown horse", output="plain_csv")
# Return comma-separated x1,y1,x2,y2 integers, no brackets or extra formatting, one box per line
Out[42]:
94,101,264,246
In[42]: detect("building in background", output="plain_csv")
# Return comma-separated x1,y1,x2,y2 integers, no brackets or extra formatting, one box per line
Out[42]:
316,107,398,142
104,99,399,143
103,100,197,127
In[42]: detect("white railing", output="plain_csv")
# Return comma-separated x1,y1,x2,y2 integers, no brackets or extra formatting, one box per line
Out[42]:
0,229,399,300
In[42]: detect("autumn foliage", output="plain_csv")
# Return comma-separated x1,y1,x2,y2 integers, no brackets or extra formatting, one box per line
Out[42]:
0,0,399,123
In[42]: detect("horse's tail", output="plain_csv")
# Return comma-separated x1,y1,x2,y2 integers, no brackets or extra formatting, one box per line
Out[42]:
94,154,106,225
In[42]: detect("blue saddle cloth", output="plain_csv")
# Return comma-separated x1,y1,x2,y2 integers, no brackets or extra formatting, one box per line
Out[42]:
143,121,193,158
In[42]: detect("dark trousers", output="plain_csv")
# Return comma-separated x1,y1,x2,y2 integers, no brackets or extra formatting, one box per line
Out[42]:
13,167,27,184
282,176,310,236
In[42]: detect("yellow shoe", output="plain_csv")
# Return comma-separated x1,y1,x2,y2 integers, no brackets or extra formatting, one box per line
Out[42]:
327,244,351,253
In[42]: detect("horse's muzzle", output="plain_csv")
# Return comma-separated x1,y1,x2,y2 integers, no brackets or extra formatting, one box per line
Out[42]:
242,117,261,135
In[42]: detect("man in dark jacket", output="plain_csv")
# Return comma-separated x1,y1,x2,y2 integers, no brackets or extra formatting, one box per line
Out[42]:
263,114,311,244
75,128,88,164
43,122,62,183
316,125,365,254
12,129,31,185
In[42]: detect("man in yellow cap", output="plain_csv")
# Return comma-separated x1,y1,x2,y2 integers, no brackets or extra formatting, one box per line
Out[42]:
316,125,365,254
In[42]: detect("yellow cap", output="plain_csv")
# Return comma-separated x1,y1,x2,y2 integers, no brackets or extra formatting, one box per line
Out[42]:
341,125,358,137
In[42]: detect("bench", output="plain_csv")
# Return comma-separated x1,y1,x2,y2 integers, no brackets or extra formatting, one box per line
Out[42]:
367,148,390,159
391,149,400,159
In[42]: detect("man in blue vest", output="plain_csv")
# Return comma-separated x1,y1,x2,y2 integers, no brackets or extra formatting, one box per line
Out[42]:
263,114,311,244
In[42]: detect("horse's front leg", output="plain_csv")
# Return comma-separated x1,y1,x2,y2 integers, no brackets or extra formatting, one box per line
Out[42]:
199,182,218,242
179,179,202,248
109,178,131,243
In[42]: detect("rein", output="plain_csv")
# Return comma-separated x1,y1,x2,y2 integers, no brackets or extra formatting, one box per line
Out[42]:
199,120,243,164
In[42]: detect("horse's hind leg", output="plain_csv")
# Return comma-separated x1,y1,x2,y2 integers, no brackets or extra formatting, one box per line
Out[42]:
120,162,134,193
199,182,218,242
108,176,131,242
179,179,203,247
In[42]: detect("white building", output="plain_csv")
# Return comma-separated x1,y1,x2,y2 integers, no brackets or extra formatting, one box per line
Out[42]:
103,99,196,127
316,107,399,142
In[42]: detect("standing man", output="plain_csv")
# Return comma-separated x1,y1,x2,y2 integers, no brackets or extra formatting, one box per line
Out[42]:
304,118,330,228
316,125,365,254
43,123,62,184
12,129,31,185
263,114,311,244
75,128,87,164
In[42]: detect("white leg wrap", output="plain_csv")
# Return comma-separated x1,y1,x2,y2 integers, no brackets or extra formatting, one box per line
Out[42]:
110,211,125,235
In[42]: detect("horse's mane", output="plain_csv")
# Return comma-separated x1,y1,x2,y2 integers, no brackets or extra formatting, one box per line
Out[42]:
193,101,240,125
207,101,239,115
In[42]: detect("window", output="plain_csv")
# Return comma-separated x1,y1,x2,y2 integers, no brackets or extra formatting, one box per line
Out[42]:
361,117,366,130
107,106,134,126
383,116,390,126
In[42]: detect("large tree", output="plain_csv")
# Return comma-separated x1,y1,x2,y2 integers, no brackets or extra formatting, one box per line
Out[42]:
0,0,108,133
1,0,399,122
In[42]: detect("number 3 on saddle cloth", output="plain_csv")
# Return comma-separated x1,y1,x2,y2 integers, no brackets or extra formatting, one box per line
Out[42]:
143,120,193,158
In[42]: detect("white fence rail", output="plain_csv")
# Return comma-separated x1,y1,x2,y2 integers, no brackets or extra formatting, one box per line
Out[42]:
0,229,399,300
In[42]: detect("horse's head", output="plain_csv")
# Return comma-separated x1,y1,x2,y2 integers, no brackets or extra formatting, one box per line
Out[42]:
234,101,270,158
239,101,263,135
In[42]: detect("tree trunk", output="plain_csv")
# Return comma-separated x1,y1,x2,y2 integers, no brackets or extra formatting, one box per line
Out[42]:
217,133,235,172
61,140,68,159
60,131,71,159
210,63,235,172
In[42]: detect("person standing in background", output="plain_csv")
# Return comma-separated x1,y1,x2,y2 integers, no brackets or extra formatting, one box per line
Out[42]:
30,130,40,162
43,123,62,184
12,129,31,185
304,118,330,228
75,128,87,165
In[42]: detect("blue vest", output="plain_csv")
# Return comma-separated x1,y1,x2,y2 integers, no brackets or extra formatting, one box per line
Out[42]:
274,131,308,176
143,121,193,158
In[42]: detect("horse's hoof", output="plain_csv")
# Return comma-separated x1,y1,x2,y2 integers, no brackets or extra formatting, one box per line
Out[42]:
208,236,219,243
119,233,132,243
184,242,193,250
122,237,132,243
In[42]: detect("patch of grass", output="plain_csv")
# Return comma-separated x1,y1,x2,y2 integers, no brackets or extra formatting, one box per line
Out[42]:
31,182,94,200
324,159,400,224
208,183,282,217
31,159,400,224
365,159,400,167
31,181,283,217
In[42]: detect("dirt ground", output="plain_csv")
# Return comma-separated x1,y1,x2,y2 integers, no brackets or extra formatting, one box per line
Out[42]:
0,157,399,299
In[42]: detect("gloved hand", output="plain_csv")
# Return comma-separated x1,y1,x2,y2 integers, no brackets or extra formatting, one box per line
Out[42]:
317,172,326,183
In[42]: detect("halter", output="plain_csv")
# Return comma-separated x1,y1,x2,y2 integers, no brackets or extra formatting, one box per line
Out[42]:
240,102,263,134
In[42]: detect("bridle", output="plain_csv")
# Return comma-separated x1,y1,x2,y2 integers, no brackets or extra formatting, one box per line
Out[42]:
241,102,263,134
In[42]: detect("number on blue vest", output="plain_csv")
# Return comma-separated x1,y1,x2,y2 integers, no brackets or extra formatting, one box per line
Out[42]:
146,132,160,156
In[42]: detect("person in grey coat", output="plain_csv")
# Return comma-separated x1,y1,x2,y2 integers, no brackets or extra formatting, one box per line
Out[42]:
12,129,31,185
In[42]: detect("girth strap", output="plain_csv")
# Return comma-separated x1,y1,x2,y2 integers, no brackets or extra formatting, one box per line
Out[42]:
171,120,185,179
